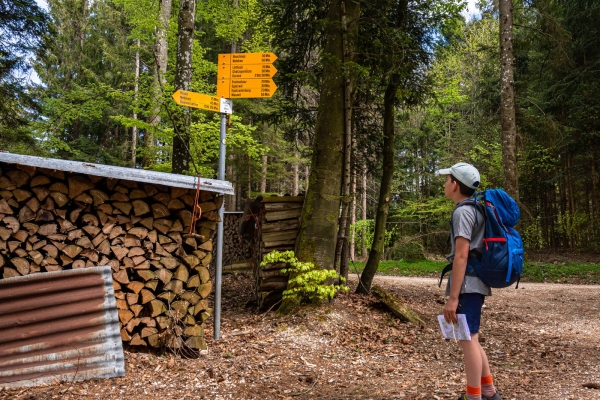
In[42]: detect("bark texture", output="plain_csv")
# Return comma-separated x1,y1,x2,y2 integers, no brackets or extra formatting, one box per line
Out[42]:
499,0,519,200
145,0,172,168
131,40,140,168
357,75,399,294
282,0,349,313
334,0,360,276
172,0,195,174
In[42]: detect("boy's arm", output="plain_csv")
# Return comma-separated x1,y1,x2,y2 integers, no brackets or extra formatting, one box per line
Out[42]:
443,236,470,324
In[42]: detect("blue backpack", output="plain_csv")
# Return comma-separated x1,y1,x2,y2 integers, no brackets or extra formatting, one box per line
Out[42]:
440,189,524,289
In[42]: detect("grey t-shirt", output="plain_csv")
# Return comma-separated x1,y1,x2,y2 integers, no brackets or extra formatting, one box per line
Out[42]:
445,200,491,296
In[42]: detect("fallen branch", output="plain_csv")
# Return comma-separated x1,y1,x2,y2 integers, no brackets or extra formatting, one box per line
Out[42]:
371,285,424,326
583,382,600,389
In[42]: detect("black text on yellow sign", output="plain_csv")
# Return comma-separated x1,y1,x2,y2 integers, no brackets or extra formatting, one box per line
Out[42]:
219,64,278,79
217,78,277,99
217,52,278,99
172,90,233,114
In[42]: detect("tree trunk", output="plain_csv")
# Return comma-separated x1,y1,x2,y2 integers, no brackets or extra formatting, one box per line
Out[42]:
131,40,140,168
499,0,519,200
567,153,575,249
333,0,359,275
282,0,349,313
293,153,299,196
172,0,196,174
592,156,599,243
248,156,252,199
350,171,356,261
226,162,234,210
145,0,172,168
361,166,367,258
304,165,310,191
356,76,399,295
261,155,268,193
559,166,568,248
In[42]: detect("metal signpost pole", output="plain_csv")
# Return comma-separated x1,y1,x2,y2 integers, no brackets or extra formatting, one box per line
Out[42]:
214,113,227,340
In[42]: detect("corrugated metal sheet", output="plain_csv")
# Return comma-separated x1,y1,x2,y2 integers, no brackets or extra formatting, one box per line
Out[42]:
0,152,234,195
0,266,125,389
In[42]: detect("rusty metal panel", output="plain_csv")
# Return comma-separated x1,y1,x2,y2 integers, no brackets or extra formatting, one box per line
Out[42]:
0,266,125,389
0,152,234,195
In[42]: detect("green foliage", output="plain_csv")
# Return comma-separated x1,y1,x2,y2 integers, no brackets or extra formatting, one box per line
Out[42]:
261,250,348,306
0,0,49,148
350,220,396,254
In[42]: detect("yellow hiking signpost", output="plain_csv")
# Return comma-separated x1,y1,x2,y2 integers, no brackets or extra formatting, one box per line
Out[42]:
220,64,278,79
217,52,278,99
171,52,278,342
171,90,232,114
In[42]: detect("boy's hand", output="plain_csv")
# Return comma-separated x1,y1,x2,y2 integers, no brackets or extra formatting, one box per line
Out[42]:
443,297,458,324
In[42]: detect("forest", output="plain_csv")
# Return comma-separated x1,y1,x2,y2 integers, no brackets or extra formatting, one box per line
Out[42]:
2,0,599,276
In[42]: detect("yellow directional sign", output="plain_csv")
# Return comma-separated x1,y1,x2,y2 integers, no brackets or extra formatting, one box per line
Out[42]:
172,90,233,114
218,52,277,65
217,52,278,99
219,63,277,79
217,78,277,99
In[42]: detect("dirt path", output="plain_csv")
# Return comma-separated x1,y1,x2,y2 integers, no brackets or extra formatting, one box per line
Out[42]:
4,275,600,400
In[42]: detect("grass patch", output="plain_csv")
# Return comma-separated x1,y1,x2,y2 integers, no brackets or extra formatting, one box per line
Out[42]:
521,261,600,284
348,259,600,284
348,259,446,277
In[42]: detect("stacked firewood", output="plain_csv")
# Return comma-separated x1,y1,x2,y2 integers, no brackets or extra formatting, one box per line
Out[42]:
222,212,252,274
255,196,304,309
0,163,220,350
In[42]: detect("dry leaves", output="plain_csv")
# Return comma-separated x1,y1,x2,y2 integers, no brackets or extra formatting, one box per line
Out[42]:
3,274,600,399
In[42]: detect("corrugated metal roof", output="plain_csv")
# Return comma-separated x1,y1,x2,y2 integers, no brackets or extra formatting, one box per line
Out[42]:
0,266,125,389
0,152,234,195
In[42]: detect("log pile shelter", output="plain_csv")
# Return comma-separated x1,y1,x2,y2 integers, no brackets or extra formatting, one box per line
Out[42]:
0,153,233,351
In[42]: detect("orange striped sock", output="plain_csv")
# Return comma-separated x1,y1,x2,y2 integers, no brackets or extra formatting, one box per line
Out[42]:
481,374,496,397
466,385,482,400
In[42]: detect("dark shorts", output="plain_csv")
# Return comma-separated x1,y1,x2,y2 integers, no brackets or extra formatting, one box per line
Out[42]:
457,293,485,334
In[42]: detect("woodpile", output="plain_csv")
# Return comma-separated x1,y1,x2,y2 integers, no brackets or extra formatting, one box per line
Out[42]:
254,196,304,310
222,212,252,274
0,163,221,350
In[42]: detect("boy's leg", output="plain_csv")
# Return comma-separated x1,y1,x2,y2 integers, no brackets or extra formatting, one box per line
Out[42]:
479,342,491,378
460,334,482,387
457,294,485,399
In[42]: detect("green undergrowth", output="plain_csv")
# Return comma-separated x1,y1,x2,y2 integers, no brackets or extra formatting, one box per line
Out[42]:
349,259,600,284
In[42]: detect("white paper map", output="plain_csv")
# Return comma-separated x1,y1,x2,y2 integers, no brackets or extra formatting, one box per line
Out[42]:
437,314,471,341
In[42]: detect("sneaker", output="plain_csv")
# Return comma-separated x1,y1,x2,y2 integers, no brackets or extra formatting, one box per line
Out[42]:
482,392,502,400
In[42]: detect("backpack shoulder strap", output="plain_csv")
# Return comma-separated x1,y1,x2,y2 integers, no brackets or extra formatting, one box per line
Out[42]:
450,197,483,237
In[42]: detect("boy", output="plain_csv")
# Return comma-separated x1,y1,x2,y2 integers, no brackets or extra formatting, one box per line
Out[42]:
437,162,501,400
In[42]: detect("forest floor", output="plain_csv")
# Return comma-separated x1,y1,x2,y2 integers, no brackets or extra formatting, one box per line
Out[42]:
3,273,600,400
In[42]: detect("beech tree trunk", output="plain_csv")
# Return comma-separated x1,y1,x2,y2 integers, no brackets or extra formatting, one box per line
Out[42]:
350,172,356,260
172,0,196,174
260,155,268,193
293,151,299,196
131,40,140,168
361,166,367,258
282,0,351,313
145,0,172,168
357,75,399,294
333,0,360,276
499,0,519,200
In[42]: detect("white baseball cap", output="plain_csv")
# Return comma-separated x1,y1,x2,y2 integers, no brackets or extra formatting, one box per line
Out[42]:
437,162,480,189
